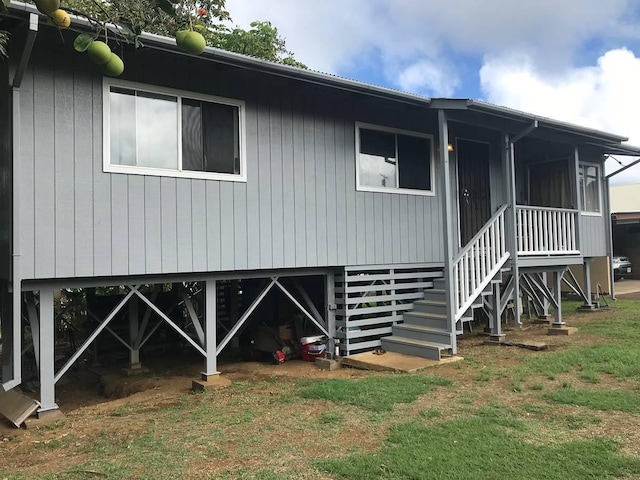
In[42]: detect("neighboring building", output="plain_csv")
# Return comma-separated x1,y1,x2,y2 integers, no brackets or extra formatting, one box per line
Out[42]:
610,183,640,280
3,3,640,416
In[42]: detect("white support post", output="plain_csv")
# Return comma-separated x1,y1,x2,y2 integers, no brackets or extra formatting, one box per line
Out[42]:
1,284,14,386
325,272,336,358
551,271,565,326
38,288,58,413
582,260,593,308
539,272,551,318
202,279,218,379
507,136,521,328
438,110,457,355
488,280,504,342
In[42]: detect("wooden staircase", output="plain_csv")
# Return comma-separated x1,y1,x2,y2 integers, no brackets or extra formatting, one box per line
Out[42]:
381,278,454,360
382,205,511,361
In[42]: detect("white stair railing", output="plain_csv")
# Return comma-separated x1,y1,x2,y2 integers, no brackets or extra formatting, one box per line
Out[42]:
453,205,510,321
516,206,579,256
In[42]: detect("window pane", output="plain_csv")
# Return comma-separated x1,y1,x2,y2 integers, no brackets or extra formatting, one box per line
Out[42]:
192,102,239,174
398,134,430,190
359,129,397,188
110,88,137,166
136,91,178,170
584,167,600,212
182,98,204,171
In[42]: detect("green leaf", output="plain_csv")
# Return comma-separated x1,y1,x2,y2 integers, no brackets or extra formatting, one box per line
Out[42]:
155,0,177,17
73,33,94,53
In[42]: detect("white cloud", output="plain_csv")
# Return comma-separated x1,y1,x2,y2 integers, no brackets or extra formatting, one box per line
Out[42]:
396,59,461,97
480,48,640,184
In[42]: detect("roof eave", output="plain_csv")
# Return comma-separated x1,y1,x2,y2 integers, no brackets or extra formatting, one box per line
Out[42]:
6,1,431,107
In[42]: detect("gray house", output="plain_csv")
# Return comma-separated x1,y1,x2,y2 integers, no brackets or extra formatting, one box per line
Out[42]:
2,3,640,417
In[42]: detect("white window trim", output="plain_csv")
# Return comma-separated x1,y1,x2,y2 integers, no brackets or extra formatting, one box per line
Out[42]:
355,122,435,196
103,78,247,182
578,162,602,217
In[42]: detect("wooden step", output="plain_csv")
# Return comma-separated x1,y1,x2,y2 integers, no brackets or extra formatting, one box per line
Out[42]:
402,310,449,330
392,323,452,344
413,299,447,315
381,336,450,361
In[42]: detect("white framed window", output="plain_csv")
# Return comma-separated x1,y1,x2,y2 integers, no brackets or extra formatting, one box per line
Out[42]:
103,78,246,182
356,122,434,195
578,163,601,215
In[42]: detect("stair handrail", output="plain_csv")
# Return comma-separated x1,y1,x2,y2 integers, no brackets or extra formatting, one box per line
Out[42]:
452,204,511,321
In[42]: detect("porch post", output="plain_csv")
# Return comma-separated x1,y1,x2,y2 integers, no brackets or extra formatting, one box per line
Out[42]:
539,272,551,318
438,109,457,354
202,279,218,378
325,272,336,351
505,134,521,327
38,288,59,413
582,259,594,308
551,271,565,326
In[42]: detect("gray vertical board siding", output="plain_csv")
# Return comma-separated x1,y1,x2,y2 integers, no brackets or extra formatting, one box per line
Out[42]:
314,98,328,267
303,95,318,266
232,182,248,270
245,86,261,270
408,196,418,263
32,53,56,278
176,178,193,272
191,180,208,272
18,63,34,279
580,215,607,257
373,194,384,263
160,177,178,273
19,41,449,280
257,98,272,268
324,110,338,266
219,181,235,270
291,89,307,267
281,94,296,268
144,176,162,274
127,175,146,275
269,93,285,269
73,56,95,278
92,72,111,276
383,195,393,264
365,192,376,264
53,52,76,278
110,174,129,275
205,181,221,271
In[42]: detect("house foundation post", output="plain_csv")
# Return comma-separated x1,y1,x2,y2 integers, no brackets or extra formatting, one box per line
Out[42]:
123,296,147,375
547,269,577,335
487,280,505,343
325,272,337,358
537,272,552,320
193,279,230,390
580,260,595,309
38,288,59,414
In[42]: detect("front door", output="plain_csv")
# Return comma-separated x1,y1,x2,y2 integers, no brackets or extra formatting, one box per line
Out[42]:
456,139,491,246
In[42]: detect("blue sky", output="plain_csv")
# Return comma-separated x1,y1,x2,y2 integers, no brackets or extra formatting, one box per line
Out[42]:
226,0,640,184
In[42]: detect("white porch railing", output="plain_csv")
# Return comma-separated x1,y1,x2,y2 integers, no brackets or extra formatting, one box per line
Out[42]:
516,206,579,256
453,205,510,321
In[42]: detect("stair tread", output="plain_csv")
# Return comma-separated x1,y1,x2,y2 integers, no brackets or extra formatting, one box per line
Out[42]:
395,323,449,334
415,299,446,306
382,336,451,349
403,311,447,320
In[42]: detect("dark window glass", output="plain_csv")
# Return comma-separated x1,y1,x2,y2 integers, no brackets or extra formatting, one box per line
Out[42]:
398,134,430,190
182,100,239,174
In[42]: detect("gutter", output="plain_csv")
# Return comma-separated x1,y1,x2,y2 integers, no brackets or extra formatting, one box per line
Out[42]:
3,12,38,391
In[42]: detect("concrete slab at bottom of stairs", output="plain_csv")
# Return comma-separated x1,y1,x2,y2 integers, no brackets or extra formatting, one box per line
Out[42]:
341,351,464,373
